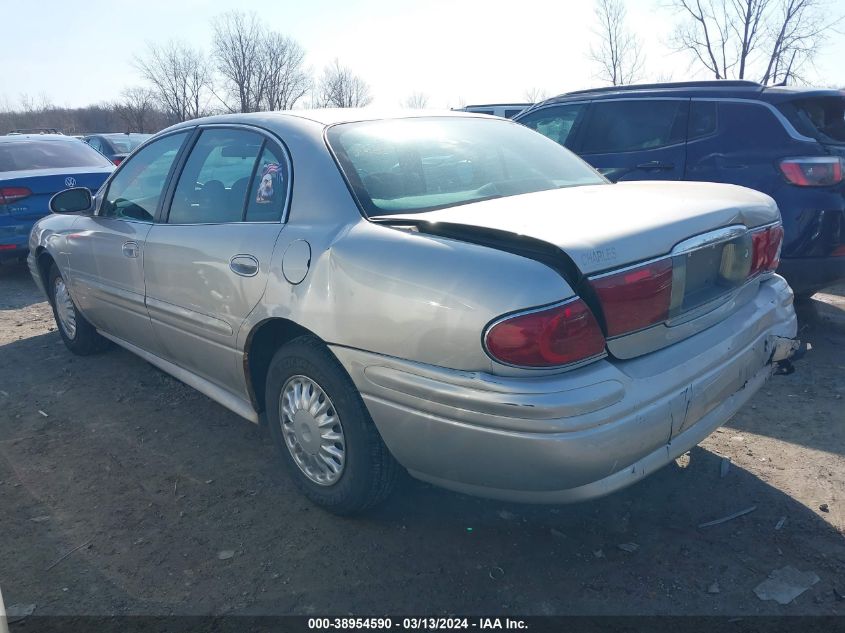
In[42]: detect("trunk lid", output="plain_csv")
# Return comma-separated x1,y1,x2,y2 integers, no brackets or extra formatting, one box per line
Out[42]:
378,180,781,360
379,181,779,274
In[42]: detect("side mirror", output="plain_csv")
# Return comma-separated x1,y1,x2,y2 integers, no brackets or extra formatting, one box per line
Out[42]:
50,187,93,214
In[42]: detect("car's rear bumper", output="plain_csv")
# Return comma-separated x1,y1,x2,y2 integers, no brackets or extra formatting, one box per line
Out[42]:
778,256,845,295
331,276,798,503
0,218,35,261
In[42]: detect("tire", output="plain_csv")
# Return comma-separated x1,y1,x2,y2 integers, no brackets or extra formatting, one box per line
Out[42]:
265,335,398,515
48,264,109,355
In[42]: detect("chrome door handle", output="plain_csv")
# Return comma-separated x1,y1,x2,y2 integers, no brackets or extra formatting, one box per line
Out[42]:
122,241,139,258
229,254,259,277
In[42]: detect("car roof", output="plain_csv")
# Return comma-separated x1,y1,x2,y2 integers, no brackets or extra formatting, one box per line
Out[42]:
166,108,497,132
0,133,81,143
528,80,844,109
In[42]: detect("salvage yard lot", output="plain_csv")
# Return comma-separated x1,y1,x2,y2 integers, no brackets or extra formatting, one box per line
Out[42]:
0,261,843,616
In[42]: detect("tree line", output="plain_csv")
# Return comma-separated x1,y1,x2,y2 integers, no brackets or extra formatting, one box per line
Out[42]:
2,1,841,134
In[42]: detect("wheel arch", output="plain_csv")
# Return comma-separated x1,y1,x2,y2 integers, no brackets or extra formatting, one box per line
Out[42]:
35,247,56,303
243,317,325,419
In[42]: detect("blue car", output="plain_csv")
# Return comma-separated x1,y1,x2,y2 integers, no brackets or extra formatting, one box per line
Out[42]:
515,81,845,296
0,134,114,262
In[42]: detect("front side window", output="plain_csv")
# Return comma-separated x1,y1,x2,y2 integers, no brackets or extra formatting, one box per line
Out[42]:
517,104,585,148
580,100,688,154
168,128,263,224
0,139,113,172
100,131,188,222
327,117,606,217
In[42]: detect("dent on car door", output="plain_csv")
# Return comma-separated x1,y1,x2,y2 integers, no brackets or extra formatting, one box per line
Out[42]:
578,99,689,181
143,127,289,394
66,131,189,352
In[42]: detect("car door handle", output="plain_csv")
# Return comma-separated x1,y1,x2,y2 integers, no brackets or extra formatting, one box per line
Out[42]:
122,241,140,258
636,160,675,171
229,254,259,277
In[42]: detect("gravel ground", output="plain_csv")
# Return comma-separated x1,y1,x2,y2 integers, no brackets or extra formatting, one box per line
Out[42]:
0,260,843,617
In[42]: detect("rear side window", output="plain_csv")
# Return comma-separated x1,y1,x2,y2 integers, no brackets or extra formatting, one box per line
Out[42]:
100,132,188,222
580,100,688,154
244,145,288,222
168,128,263,224
0,139,113,172
517,104,585,148
688,101,718,140
778,96,845,144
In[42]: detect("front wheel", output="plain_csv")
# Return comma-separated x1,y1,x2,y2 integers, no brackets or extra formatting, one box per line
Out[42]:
265,336,398,515
49,264,109,355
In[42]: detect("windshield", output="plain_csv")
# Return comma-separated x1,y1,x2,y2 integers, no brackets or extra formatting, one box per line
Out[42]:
106,134,150,153
778,96,845,145
327,117,606,216
0,139,113,172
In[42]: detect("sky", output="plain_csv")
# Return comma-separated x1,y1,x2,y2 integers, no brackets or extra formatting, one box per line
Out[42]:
1,0,844,111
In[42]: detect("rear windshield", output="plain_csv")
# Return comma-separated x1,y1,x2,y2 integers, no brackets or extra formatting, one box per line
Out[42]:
107,134,150,153
0,139,113,172
778,96,845,145
327,117,606,216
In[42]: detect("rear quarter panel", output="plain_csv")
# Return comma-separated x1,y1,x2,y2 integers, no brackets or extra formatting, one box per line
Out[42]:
248,219,575,375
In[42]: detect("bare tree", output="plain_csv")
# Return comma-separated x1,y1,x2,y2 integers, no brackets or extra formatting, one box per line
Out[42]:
211,11,264,112
259,32,312,110
760,0,837,83
588,0,645,85
317,59,373,108
212,11,312,112
135,41,210,122
523,87,549,102
669,0,840,84
403,92,429,109
114,87,156,132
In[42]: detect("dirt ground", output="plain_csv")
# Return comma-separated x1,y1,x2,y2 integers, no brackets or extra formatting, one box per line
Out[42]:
0,259,843,617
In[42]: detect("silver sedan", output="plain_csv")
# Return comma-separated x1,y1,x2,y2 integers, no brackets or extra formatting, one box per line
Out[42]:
29,110,799,514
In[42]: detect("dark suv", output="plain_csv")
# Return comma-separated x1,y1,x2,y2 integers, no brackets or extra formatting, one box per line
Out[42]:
515,80,845,296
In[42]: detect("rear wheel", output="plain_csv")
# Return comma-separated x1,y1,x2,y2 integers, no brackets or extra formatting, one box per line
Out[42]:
49,264,109,355
265,336,398,514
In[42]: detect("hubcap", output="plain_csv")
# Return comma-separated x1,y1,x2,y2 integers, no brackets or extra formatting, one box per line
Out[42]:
53,277,77,339
279,375,345,486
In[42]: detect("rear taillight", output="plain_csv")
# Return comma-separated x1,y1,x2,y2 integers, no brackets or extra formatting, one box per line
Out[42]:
590,259,674,337
484,299,606,368
113,157,124,166
0,186,32,205
750,224,784,276
779,157,844,187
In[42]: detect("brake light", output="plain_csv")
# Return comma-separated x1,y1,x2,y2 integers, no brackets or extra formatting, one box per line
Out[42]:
0,187,32,205
590,259,673,337
484,299,606,368
113,157,124,166
779,157,844,187
750,224,784,276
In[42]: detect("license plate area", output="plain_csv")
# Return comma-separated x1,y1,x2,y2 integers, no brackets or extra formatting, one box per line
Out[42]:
669,227,752,321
